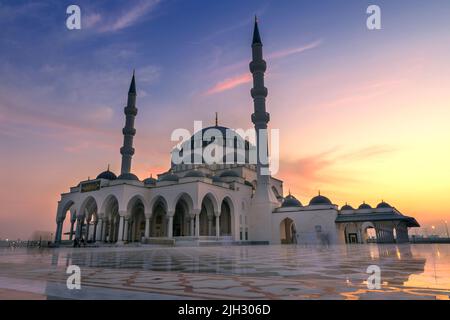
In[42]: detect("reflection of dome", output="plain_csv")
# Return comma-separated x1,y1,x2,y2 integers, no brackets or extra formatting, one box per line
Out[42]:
171,125,253,167
376,201,391,209
341,204,354,210
282,194,302,208
143,176,157,185
184,170,206,178
220,170,240,178
117,173,139,181
309,194,332,205
358,202,372,209
159,173,179,182
96,170,117,180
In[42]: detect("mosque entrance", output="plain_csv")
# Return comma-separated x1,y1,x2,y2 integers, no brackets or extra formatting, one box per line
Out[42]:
173,210,185,236
151,201,167,237
173,197,191,237
348,233,358,244
280,218,297,244
220,200,232,236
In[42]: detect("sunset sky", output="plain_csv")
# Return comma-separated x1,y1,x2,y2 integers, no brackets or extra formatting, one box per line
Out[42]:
1,0,450,239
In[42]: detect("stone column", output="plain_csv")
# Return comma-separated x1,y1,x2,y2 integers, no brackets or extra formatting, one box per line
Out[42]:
396,224,409,243
95,219,103,241
195,213,200,237
85,223,91,242
190,217,195,236
123,219,129,241
117,216,125,243
55,221,62,243
75,218,82,240
215,215,220,238
69,220,75,241
208,216,213,236
92,222,98,243
145,218,150,238
100,219,106,242
168,215,174,238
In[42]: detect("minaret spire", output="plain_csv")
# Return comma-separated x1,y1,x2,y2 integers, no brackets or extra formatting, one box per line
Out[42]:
120,71,138,176
129,69,136,94
250,16,270,179
252,15,262,45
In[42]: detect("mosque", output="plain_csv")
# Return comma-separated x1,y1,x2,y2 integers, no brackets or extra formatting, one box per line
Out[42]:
54,19,419,246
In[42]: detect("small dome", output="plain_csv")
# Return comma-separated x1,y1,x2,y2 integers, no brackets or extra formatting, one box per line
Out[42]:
309,194,332,206
159,173,179,182
358,202,372,209
341,204,354,210
117,173,139,181
282,194,302,208
184,170,206,178
212,175,224,183
96,170,117,180
376,201,391,209
220,170,240,178
143,176,157,185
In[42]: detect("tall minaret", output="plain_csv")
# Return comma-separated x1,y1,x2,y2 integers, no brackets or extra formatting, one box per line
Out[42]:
120,71,138,176
249,17,279,243
250,16,270,185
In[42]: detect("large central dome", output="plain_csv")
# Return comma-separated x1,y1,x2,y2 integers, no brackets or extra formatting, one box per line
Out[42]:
171,125,254,167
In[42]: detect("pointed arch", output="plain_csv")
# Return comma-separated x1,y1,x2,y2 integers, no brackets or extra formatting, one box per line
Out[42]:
280,218,296,244
126,194,148,217
150,195,169,237
78,196,98,219
220,196,235,236
100,194,120,218
149,195,169,216
173,192,194,215
200,192,219,214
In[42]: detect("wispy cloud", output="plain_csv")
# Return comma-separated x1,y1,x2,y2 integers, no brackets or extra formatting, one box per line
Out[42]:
268,39,322,60
204,39,322,95
203,73,252,96
88,0,161,33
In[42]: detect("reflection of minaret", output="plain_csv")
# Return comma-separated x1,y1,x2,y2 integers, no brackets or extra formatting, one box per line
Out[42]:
120,71,137,177
248,17,278,243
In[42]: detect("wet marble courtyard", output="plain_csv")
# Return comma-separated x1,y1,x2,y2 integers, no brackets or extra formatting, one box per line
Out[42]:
0,244,449,300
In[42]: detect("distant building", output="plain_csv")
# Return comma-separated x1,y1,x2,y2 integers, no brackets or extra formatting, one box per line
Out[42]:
53,19,419,246
30,231,53,242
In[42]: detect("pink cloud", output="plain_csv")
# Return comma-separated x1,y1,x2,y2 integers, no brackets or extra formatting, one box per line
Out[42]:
98,0,161,33
268,39,322,60
203,73,252,96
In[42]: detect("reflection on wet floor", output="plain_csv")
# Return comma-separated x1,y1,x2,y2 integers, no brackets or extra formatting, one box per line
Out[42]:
0,244,449,300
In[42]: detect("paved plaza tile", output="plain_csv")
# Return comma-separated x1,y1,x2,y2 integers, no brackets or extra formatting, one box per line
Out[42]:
0,244,449,300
